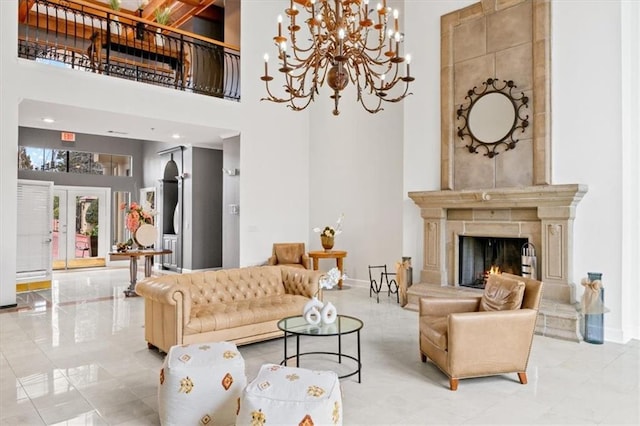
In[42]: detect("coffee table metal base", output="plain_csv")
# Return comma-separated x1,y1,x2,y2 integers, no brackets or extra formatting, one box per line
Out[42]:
281,331,361,383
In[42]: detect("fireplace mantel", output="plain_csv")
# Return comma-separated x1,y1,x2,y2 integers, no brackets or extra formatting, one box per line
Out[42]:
408,184,588,303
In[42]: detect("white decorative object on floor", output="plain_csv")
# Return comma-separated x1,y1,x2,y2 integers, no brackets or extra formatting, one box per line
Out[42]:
237,363,342,426
158,341,246,426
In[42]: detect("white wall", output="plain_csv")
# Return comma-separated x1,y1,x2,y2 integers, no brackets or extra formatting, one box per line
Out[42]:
0,2,20,306
403,0,475,284
552,0,635,342
239,1,311,266
620,0,640,341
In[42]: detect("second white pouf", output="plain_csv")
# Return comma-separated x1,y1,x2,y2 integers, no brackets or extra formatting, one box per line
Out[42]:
158,341,246,426
237,363,343,426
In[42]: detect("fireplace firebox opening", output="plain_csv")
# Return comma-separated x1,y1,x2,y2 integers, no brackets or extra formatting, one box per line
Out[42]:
458,236,528,289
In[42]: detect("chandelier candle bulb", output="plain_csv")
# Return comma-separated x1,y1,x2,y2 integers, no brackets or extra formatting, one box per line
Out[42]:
278,14,282,37
406,54,411,76
393,9,399,32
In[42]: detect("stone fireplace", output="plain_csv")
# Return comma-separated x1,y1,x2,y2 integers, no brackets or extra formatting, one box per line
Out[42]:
408,184,587,304
406,1,588,341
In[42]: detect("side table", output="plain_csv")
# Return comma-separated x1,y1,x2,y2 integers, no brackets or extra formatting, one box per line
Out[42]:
308,250,347,289
109,249,171,297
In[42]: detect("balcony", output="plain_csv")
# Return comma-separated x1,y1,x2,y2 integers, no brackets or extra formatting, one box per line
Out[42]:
18,0,240,100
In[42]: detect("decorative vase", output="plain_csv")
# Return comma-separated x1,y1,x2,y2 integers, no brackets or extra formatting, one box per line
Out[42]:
320,235,334,251
320,302,337,324
303,296,338,325
583,272,604,344
173,202,180,234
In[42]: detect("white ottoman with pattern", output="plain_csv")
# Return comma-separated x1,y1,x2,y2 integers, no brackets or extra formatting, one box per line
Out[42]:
158,342,246,426
237,363,342,426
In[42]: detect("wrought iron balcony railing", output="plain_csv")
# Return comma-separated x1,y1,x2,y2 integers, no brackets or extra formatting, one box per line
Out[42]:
18,0,240,101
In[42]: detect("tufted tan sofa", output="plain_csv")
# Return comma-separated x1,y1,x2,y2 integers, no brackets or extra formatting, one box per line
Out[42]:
135,265,322,353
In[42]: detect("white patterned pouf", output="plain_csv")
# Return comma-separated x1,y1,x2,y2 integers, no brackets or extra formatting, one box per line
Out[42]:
158,342,246,426
237,363,342,426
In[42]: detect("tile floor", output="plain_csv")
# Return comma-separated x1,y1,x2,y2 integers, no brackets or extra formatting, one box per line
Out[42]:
1,267,638,425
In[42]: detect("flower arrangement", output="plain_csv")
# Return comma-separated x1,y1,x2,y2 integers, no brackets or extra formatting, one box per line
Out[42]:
121,201,153,234
313,213,344,237
319,267,347,293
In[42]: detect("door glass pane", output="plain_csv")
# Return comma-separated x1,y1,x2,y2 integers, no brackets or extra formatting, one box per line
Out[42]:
75,195,99,258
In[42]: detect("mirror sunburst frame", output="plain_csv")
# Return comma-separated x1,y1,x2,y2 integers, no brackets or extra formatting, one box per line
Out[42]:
456,78,530,159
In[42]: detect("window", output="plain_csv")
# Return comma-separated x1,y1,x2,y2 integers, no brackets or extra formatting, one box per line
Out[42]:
18,146,132,177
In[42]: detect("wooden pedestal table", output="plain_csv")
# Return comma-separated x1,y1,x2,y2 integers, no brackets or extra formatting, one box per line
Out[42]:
308,250,347,289
109,249,172,297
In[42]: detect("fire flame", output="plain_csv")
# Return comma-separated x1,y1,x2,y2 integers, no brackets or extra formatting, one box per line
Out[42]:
488,265,501,275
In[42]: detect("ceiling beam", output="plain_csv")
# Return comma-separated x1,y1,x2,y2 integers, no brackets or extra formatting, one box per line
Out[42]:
175,0,201,7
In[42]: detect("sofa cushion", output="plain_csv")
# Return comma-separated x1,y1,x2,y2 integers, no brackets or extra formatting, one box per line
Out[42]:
479,274,525,312
419,315,448,350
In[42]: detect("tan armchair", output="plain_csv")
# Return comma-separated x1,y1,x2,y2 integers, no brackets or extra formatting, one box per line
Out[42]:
268,242,309,269
419,273,543,390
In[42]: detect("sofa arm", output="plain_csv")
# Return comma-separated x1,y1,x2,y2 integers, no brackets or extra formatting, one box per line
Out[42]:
135,276,193,326
267,255,277,266
419,296,481,317
280,266,322,298
301,254,310,269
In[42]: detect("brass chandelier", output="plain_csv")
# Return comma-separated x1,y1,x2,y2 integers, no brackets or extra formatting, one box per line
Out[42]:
260,0,414,115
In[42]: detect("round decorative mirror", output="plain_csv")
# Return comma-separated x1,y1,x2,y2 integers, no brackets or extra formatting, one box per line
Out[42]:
456,78,529,158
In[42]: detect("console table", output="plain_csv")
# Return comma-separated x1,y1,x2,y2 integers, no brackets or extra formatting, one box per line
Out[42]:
109,249,171,297
308,250,347,289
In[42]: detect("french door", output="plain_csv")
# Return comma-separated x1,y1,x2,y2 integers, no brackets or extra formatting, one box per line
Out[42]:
53,186,109,269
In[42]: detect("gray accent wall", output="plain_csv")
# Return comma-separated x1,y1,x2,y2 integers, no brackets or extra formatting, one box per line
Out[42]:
18,127,143,194
188,147,223,269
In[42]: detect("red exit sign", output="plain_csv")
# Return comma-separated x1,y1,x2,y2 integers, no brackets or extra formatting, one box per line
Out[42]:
61,131,76,142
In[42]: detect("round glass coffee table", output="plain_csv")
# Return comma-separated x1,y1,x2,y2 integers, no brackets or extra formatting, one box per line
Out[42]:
277,315,363,383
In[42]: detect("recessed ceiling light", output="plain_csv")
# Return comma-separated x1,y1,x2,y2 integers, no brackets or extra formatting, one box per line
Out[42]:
172,133,181,139
42,117,55,123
